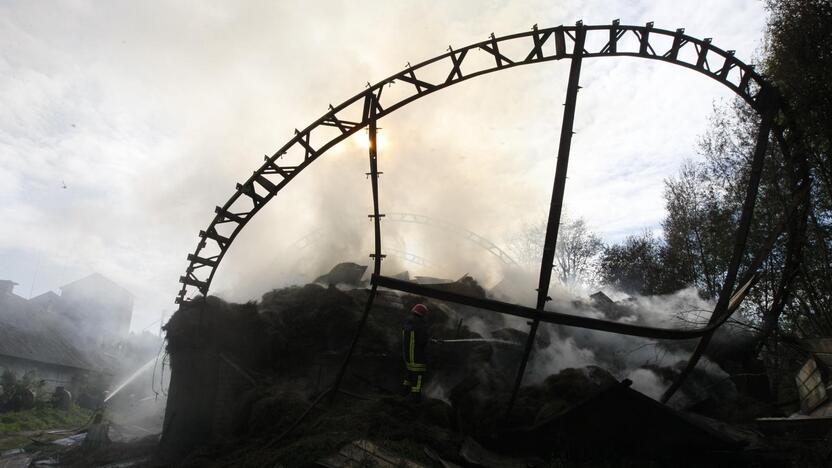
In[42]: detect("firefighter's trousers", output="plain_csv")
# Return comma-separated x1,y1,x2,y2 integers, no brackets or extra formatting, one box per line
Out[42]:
402,362,426,395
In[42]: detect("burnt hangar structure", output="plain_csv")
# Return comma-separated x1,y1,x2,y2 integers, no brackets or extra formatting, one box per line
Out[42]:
175,21,810,410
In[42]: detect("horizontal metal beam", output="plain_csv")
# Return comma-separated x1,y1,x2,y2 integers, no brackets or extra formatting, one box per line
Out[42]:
372,274,756,340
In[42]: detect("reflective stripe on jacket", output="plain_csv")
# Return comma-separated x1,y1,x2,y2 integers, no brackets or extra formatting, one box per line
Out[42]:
402,314,428,371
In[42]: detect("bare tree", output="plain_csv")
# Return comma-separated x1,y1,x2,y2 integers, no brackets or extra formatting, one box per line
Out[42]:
553,218,604,290
505,219,547,268
506,215,604,291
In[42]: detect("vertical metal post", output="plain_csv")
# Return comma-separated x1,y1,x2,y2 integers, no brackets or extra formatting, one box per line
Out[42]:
506,22,585,415
751,126,811,348
331,95,384,399
660,109,773,403
367,114,384,275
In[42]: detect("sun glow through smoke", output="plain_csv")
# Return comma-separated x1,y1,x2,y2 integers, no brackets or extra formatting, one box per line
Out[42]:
352,129,389,151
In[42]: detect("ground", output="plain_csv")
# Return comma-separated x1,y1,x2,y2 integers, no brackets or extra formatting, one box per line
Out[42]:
0,405,92,450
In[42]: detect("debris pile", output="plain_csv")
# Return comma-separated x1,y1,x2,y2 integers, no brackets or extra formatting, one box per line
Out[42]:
155,264,832,467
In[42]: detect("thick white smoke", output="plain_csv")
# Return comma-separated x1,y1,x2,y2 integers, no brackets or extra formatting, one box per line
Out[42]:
490,272,734,404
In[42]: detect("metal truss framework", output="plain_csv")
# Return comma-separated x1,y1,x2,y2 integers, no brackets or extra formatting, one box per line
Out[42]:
386,213,519,267
290,212,519,268
176,21,810,411
291,230,431,267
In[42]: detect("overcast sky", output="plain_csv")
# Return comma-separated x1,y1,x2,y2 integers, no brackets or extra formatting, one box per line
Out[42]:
0,1,768,332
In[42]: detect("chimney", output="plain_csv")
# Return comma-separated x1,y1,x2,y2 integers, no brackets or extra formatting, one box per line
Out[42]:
0,280,19,296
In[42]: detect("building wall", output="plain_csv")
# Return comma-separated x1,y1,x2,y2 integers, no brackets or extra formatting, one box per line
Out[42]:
0,354,85,395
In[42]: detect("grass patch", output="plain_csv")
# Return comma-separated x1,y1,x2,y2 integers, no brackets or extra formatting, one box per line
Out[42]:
0,404,92,435
0,434,32,451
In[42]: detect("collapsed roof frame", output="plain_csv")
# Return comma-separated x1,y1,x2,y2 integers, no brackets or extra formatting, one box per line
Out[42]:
175,21,811,412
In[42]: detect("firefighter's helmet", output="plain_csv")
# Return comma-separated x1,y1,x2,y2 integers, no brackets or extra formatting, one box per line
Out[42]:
411,303,429,316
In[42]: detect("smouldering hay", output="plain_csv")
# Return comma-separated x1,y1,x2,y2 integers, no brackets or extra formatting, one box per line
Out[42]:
161,278,629,466
162,276,818,467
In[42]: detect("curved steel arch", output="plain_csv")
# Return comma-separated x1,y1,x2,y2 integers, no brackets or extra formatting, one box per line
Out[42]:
176,21,774,304
176,21,809,410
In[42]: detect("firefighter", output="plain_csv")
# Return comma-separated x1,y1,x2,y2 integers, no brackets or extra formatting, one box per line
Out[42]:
402,303,430,400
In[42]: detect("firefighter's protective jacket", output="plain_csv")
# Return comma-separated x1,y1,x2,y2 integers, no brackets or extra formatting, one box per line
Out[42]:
402,313,429,372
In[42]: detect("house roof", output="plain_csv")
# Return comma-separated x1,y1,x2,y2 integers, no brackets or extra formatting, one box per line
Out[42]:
0,280,19,295
60,273,134,298
0,294,95,371
28,290,59,308
589,291,615,305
